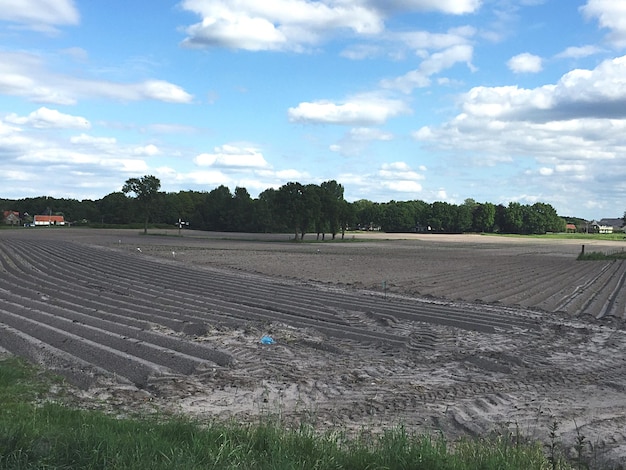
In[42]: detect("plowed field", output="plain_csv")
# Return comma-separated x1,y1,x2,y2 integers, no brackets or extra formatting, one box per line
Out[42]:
1,228,625,467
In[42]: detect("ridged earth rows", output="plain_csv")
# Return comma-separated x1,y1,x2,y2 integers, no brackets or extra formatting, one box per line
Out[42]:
1,229,626,467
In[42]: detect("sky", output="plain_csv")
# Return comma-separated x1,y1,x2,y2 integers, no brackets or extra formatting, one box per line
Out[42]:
1,0,626,220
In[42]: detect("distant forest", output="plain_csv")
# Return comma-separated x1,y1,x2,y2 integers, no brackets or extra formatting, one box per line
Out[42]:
1,179,569,237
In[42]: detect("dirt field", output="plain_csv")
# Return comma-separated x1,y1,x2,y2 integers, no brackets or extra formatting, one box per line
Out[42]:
1,228,625,467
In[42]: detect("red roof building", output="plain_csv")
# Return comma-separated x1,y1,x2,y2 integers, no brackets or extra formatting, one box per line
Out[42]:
33,215,65,226
3,211,20,225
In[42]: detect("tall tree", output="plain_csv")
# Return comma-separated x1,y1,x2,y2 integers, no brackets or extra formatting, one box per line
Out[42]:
504,202,524,234
276,182,307,240
122,175,161,234
320,180,344,239
472,202,496,233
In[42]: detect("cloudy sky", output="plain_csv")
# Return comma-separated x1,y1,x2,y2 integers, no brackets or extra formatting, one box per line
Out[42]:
1,0,625,220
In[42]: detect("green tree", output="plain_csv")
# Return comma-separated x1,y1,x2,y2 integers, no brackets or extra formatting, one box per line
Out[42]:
257,188,281,233
300,184,321,240
122,175,161,234
98,192,133,225
352,199,382,230
203,185,233,231
456,200,476,232
320,180,345,239
232,186,255,232
429,201,455,232
504,202,524,234
381,201,414,232
276,182,307,240
339,200,355,239
472,202,496,233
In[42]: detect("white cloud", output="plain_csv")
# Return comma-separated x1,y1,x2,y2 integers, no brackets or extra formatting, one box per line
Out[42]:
458,55,626,122
180,0,481,52
340,44,384,60
361,0,482,15
0,51,193,105
413,54,626,216
339,161,426,201
273,169,308,180
133,144,160,156
70,134,117,146
397,26,476,51
581,0,626,48
288,94,410,125
0,0,79,29
555,45,602,59
330,127,394,156
181,0,383,52
5,107,90,129
179,170,230,186
381,44,474,93
348,127,393,141
379,161,425,183
507,52,543,73
194,144,270,168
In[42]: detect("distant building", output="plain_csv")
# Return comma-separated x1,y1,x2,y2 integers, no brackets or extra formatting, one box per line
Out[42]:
599,218,625,233
565,223,577,233
589,219,619,234
34,215,66,226
2,210,20,225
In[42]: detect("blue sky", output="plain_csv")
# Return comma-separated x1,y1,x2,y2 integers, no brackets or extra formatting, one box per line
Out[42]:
1,0,625,220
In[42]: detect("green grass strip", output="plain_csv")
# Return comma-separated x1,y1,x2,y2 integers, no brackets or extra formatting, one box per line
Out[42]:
0,356,573,469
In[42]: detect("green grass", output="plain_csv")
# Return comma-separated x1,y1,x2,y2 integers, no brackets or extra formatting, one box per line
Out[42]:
577,249,626,261
484,232,626,241
0,355,575,470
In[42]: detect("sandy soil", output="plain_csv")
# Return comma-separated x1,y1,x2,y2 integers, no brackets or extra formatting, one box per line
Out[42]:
1,228,625,468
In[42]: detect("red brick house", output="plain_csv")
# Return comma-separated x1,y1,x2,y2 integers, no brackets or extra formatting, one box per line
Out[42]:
34,215,65,226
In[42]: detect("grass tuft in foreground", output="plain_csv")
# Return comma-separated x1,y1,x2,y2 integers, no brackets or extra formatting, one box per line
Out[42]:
0,355,573,469
577,249,626,261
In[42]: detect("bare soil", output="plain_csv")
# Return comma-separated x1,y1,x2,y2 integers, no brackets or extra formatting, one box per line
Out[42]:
1,228,625,467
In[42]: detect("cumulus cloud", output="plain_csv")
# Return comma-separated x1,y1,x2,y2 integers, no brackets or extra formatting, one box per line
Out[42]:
180,0,383,51
288,94,410,125
555,45,602,59
371,0,481,15
70,134,117,147
133,144,160,156
329,127,394,156
0,0,79,29
379,162,425,192
337,161,426,201
180,0,481,52
194,144,270,168
581,0,626,48
413,53,626,216
5,107,90,129
507,52,543,73
0,51,193,105
461,55,626,121
381,44,475,93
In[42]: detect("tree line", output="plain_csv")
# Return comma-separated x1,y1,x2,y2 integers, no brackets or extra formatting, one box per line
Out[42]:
1,176,567,236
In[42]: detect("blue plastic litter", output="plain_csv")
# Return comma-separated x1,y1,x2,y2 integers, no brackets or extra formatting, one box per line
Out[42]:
260,336,275,345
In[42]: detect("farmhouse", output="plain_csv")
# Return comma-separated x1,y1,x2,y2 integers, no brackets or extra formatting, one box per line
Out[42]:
589,219,624,234
2,210,20,226
598,218,625,233
34,215,66,226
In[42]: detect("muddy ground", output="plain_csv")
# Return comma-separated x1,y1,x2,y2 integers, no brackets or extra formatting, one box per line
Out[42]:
1,228,625,468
